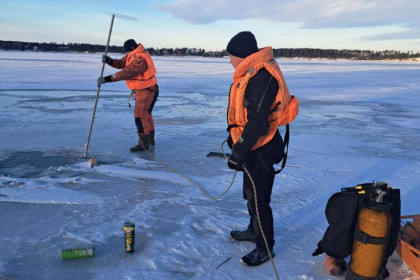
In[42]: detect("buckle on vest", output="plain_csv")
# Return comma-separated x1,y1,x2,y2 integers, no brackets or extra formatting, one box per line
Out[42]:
270,101,281,114
361,232,368,244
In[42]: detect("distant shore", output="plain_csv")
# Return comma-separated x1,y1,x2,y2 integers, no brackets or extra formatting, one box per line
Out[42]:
1,40,419,61
1,49,419,63
279,56,420,63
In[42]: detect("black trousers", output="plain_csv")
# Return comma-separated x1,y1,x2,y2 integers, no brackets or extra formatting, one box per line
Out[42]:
243,152,276,250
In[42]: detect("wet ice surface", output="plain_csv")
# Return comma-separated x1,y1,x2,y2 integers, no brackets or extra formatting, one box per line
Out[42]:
0,51,419,280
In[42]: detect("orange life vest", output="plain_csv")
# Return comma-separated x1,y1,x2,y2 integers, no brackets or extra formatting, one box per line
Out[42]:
227,47,299,151
125,44,157,90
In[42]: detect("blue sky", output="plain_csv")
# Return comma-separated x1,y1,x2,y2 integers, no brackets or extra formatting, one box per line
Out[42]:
0,0,419,52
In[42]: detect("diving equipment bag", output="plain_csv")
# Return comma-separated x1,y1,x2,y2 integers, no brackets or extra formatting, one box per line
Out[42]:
313,181,400,279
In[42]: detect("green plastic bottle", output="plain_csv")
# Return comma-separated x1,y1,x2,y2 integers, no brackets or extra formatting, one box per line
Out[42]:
61,247,95,259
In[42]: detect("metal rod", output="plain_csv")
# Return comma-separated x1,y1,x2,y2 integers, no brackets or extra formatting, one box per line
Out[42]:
215,257,231,269
83,14,115,158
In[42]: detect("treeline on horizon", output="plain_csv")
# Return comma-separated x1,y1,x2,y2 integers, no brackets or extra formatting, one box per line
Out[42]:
0,40,419,60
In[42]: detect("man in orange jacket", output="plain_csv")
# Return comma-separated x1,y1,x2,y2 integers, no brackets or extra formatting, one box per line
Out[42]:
225,31,297,266
98,39,159,151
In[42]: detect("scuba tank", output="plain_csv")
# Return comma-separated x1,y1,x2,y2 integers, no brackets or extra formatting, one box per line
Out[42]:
313,181,400,279
346,181,393,280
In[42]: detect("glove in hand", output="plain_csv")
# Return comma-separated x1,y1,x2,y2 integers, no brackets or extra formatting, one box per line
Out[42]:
102,55,113,65
227,150,245,171
97,75,112,87
97,77,105,87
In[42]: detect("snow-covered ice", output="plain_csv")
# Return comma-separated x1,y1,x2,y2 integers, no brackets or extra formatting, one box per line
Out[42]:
0,51,419,279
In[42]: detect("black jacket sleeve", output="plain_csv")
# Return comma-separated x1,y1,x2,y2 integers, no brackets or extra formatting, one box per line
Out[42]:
234,68,279,158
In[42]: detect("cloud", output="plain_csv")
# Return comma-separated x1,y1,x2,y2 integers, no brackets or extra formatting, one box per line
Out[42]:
154,0,420,40
363,29,420,41
154,0,245,24
104,12,139,22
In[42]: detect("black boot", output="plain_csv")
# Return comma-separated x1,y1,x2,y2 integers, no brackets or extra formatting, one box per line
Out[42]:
230,227,256,243
149,131,155,146
336,257,347,274
130,134,150,152
241,247,275,266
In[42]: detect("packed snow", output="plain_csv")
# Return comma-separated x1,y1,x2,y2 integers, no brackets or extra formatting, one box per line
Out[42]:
0,51,419,280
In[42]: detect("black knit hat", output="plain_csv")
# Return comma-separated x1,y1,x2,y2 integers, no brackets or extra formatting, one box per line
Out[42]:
123,39,138,52
226,31,258,58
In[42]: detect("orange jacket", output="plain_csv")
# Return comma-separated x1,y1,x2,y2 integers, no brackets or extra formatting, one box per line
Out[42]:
111,44,157,90
227,47,299,150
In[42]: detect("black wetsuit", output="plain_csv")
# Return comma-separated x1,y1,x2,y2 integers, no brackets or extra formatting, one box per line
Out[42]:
231,68,285,250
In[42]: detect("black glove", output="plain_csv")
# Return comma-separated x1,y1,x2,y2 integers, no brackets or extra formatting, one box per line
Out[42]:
97,75,112,87
102,55,113,65
226,135,234,150
227,150,245,171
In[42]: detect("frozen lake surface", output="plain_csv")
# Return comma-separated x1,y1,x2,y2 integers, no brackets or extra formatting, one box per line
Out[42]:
0,51,419,279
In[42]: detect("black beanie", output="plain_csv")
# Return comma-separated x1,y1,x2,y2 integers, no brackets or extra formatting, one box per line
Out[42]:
123,39,138,52
226,31,258,58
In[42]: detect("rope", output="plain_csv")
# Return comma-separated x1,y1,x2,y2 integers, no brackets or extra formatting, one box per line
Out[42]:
137,139,236,201
138,138,281,279
244,166,281,280
222,140,280,279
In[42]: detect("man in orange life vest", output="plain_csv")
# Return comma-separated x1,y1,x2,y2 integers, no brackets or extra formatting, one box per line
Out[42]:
98,39,159,151
225,31,298,266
